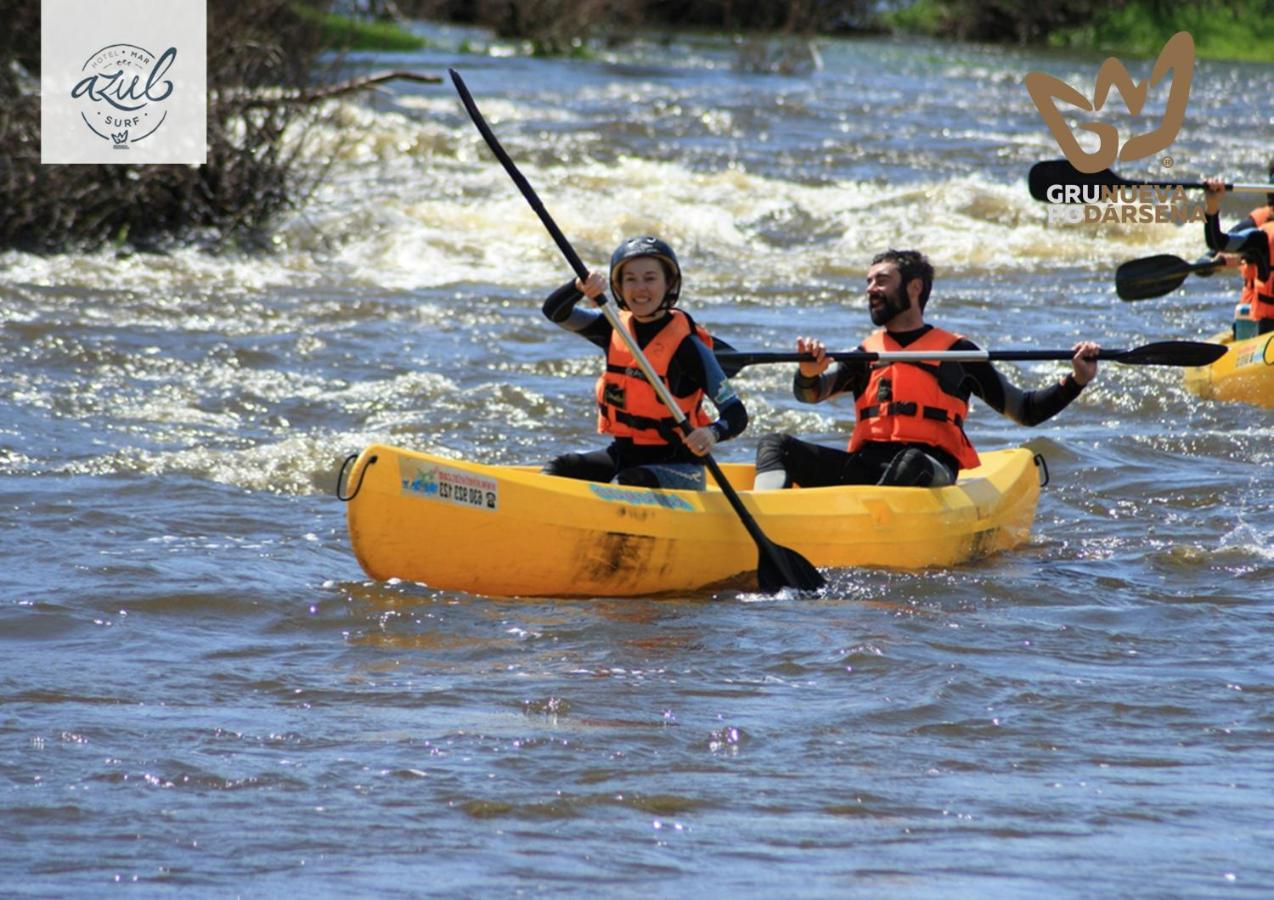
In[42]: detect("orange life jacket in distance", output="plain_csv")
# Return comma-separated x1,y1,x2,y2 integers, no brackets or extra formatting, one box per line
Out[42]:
595,309,713,445
1233,219,1274,321
847,326,981,470
1238,215,1274,321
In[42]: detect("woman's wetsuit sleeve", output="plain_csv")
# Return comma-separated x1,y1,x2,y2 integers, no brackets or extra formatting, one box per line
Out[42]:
1204,213,1225,251
1205,213,1257,251
542,279,612,350
674,335,749,441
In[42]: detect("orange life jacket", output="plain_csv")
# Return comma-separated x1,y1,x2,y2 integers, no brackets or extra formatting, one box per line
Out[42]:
847,326,981,470
595,309,713,445
1238,217,1274,321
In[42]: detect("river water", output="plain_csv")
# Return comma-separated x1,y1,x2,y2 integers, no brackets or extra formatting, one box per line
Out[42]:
3,24,1273,895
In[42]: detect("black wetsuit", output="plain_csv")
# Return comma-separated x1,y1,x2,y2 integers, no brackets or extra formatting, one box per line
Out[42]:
541,281,748,487
755,324,1084,488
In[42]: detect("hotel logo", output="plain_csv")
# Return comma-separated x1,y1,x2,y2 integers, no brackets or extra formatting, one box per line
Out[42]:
41,0,206,164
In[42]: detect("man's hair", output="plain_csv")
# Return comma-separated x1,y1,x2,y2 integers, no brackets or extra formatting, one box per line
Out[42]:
1267,156,1274,207
871,249,934,310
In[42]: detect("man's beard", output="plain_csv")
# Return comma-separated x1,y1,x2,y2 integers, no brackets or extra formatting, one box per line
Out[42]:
869,284,910,326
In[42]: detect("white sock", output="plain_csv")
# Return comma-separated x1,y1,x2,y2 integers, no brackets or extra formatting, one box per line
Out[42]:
752,470,788,491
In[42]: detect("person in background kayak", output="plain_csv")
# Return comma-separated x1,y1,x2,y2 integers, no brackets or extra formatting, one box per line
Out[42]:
540,235,748,490
1202,162,1274,335
753,249,1099,489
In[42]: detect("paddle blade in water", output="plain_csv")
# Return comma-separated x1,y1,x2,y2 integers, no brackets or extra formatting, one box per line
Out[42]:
757,542,826,594
1115,254,1192,301
1110,341,1227,367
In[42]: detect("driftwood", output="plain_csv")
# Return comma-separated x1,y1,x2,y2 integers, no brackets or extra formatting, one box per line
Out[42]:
241,69,441,108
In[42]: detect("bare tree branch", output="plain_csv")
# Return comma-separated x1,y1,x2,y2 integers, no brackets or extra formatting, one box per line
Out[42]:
240,69,441,109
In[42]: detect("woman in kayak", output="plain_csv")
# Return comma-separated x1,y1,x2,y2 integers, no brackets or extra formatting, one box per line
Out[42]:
1202,163,1274,336
752,249,1099,489
540,236,748,490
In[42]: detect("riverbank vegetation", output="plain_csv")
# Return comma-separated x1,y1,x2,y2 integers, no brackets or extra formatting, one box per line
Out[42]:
4,0,1270,253
885,0,1274,62
397,0,1274,61
405,0,878,54
0,1,436,253
291,3,426,51
1049,2,1274,63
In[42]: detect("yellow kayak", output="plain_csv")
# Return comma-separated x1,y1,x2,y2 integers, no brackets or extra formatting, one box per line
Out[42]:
1182,330,1274,408
340,443,1043,598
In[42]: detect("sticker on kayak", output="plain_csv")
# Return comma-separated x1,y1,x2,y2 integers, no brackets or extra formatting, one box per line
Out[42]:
588,484,694,512
399,460,498,512
1232,336,1274,370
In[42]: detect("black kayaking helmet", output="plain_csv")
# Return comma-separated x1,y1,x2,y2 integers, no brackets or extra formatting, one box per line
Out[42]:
1267,155,1274,207
609,236,682,310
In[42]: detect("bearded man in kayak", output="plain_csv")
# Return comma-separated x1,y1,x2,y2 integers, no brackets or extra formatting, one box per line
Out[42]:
1202,165,1274,336
540,236,749,490
753,249,1099,489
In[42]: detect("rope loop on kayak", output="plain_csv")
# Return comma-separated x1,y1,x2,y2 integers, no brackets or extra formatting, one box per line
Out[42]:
1033,452,1050,488
336,452,377,502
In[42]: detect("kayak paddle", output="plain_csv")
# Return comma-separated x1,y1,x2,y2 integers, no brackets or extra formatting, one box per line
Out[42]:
1028,158,1274,203
715,340,1227,372
449,68,825,596
1115,254,1223,301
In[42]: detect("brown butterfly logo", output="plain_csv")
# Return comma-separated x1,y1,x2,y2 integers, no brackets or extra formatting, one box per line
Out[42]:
1025,31,1194,174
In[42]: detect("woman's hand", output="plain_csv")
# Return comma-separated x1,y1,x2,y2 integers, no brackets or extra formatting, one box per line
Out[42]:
575,270,606,301
682,425,717,457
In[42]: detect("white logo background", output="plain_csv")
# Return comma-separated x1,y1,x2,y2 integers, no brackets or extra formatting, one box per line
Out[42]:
41,0,206,164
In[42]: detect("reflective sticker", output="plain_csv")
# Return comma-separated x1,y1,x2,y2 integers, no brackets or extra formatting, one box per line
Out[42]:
588,484,695,512
399,459,498,512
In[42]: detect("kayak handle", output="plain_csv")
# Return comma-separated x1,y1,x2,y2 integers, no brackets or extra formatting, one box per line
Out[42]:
337,452,378,502
1033,453,1050,488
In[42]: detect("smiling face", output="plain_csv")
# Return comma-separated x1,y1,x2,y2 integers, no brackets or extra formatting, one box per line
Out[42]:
865,261,911,326
617,257,669,320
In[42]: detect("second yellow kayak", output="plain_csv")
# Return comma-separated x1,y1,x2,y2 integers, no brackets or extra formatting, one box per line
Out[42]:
1183,329,1274,408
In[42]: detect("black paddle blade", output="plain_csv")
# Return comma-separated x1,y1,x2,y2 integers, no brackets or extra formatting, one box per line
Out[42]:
1108,340,1227,367
756,541,825,594
1115,254,1192,300
704,453,824,595
1028,158,1123,202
